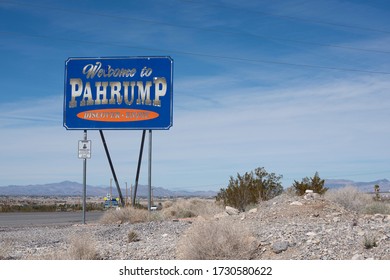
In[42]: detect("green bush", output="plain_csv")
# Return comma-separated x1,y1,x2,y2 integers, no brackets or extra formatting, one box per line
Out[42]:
292,172,328,196
216,167,283,211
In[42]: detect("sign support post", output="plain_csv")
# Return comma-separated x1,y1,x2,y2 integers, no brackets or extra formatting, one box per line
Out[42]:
132,130,146,207
78,130,91,223
99,130,125,207
148,129,152,211
82,130,87,224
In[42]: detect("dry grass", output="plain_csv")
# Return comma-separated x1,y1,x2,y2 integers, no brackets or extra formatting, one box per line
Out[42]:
363,233,378,249
100,199,222,224
324,186,373,213
23,233,100,260
66,233,100,260
161,198,223,219
127,231,140,243
100,207,160,224
0,238,13,260
325,186,390,214
176,219,258,260
364,202,390,215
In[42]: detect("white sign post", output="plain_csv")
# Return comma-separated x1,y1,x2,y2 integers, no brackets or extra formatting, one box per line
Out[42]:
78,131,91,224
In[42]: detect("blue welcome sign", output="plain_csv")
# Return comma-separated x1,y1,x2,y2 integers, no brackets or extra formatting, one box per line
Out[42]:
63,56,173,130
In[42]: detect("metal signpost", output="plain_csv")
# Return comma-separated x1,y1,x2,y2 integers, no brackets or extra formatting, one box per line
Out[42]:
78,130,90,224
64,56,173,219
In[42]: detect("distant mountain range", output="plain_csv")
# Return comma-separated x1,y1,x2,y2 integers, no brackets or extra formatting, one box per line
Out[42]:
0,178,388,197
0,181,217,197
324,178,390,193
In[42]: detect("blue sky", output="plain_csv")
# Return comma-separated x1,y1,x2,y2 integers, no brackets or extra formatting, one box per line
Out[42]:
0,0,390,191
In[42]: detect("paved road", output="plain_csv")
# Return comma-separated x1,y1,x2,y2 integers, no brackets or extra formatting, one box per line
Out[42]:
0,211,105,227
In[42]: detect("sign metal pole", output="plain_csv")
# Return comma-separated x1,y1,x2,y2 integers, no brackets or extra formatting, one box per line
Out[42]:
99,130,125,207
82,129,87,224
132,130,146,207
148,130,152,211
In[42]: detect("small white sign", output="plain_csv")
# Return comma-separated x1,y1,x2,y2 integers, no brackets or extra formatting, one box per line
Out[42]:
78,140,91,159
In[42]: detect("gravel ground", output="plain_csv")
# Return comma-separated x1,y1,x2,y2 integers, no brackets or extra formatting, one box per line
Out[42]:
0,220,192,260
1,194,390,260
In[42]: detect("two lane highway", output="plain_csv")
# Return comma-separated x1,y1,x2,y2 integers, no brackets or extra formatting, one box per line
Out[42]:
0,211,104,227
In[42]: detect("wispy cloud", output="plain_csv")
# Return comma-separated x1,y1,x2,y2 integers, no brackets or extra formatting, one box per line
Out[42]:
152,72,390,187
1,63,389,188
1,0,390,190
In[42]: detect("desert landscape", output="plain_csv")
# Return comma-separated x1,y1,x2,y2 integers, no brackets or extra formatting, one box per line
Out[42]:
1,186,390,260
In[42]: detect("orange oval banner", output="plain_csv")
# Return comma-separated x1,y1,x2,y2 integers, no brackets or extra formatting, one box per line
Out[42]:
77,109,159,122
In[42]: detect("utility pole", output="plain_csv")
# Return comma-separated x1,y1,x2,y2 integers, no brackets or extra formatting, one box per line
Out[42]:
130,184,133,206
110,178,112,207
125,182,128,206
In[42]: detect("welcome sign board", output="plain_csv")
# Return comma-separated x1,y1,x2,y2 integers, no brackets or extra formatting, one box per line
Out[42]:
63,56,173,130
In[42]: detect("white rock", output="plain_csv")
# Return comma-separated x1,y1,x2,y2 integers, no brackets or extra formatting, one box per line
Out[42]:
225,206,240,215
304,192,320,200
352,254,364,260
372,214,384,222
290,201,303,206
306,232,317,237
248,208,258,214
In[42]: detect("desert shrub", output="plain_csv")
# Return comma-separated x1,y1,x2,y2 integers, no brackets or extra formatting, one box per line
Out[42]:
127,231,140,243
0,202,103,212
325,186,390,214
363,233,378,249
374,184,381,201
292,172,328,196
176,219,258,260
284,186,298,197
0,204,57,212
161,198,222,219
67,234,100,260
162,200,173,208
0,239,13,260
100,207,160,224
133,202,148,210
325,186,372,213
363,201,390,215
244,203,258,212
216,167,283,211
